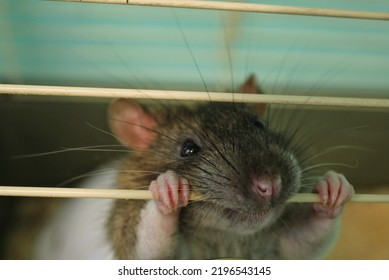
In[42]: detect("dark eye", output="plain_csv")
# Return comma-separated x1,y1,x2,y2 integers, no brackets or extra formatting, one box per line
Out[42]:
180,139,200,157
254,119,266,130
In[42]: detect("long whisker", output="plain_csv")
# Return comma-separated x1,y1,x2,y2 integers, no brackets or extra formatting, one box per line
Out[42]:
221,11,235,101
12,145,128,159
301,160,360,173
108,117,181,145
59,169,161,187
172,10,211,101
110,44,150,90
299,144,373,165
85,122,121,141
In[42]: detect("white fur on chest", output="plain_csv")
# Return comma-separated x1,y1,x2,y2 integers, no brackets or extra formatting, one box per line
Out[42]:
34,165,118,259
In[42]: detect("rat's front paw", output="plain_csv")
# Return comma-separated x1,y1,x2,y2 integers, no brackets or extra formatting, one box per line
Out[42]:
313,171,354,219
149,170,190,215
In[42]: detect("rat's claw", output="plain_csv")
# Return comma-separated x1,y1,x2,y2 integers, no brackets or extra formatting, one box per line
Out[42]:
160,170,180,208
179,177,190,207
335,173,354,208
325,170,341,207
316,179,329,206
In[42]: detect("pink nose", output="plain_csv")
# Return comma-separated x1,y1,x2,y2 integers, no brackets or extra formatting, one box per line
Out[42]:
251,176,282,199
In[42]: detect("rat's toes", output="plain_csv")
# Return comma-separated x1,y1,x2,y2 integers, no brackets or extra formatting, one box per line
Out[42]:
314,171,354,218
149,170,190,215
334,174,354,208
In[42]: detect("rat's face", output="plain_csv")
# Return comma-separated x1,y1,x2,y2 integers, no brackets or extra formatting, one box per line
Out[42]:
152,103,302,233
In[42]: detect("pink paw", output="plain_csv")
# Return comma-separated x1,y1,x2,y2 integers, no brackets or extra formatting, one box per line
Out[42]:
313,171,354,219
149,170,190,215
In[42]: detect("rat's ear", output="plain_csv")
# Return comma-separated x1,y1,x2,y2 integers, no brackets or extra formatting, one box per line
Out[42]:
238,74,267,116
108,98,157,149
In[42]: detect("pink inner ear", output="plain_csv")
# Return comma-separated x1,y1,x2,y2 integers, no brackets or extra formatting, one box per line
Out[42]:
108,99,157,149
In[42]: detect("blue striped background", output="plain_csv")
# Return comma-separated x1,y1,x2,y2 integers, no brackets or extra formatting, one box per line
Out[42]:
1,0,388,97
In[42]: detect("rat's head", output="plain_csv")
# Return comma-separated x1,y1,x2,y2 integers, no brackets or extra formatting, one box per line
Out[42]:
109,76,301,233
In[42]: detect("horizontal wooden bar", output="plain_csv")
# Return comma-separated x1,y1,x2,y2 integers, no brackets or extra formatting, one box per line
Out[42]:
1,84,389,108
0,186,388,203
57,0,389,21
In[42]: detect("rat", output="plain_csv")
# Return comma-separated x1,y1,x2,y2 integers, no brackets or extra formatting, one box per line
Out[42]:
33,74,354,260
